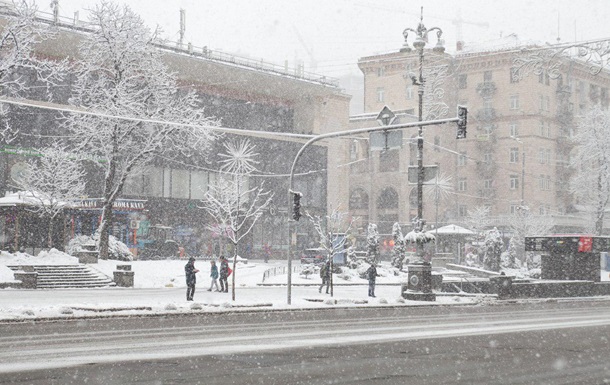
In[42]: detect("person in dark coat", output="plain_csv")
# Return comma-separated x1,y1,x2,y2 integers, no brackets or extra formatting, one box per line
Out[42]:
185,257,199,301
366,262,379,297
318,260,331,294
219,256,229,293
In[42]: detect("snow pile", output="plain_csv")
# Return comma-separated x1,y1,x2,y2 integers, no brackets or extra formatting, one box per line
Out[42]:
0,264,16,282
0,249,77,265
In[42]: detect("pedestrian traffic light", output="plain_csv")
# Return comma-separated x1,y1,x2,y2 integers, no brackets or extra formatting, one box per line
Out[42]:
456,105,467,139
291,191,302,221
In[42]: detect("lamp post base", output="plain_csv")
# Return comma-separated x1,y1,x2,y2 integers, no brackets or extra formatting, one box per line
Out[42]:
403,291,436,301
402,263,436,302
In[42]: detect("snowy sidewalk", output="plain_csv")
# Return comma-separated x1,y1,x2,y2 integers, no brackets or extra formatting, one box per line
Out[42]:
0,284,482,322
0,252,487,321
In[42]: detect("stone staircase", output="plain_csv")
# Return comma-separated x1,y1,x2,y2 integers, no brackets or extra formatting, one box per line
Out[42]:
7,265,115,289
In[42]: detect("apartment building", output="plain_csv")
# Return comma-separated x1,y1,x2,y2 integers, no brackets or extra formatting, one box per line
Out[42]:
350,36,610,243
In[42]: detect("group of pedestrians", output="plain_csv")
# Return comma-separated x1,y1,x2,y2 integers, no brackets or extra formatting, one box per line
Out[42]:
186,256,380,301
184,256,232,301
318,259,379,297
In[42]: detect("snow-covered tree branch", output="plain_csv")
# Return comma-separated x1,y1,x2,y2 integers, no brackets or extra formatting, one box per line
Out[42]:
17,142,86,248
0,0,67,144
307,206,354,297
570,106,610,235
63,3,220,258
199,139,272,301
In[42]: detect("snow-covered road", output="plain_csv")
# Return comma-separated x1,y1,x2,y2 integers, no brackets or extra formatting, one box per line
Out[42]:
1,300,610,376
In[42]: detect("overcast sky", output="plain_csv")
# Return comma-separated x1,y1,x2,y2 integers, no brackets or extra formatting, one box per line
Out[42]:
41,0,610,78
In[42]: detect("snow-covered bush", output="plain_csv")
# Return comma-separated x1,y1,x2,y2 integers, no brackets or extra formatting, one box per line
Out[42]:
300,264,316,279
67,234,133,261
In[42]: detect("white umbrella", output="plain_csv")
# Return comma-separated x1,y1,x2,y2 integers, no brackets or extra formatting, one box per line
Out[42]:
426,224,474,236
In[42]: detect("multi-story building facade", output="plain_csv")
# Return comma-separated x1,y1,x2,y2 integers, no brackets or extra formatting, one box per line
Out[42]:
0,8,350,258
350,36,610,247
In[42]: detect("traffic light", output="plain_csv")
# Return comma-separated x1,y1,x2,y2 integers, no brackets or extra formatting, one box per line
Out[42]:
456,105,467,139
292,191,302,221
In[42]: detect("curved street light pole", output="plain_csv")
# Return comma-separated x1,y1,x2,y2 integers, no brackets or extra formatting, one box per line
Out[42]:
285,116,460,304
400,7,445,301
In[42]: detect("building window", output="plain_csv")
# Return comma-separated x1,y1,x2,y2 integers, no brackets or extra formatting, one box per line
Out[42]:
510,94,519,110
379,149,399,172
509,122,518,137
434,136,441,152
510,67,519,83
484,179,493,189
510,204,519,215
509,147,519,163
458,177,467,192
539,175,551,190
349,188,369,210
458,74,467,89
406,86,413,100
377,87,385,102
377,187,399,209
483,70,492,83
458,205,468,217
458,152,467,166
510,175,519,190
483,152,492,163
538,149,552,164
377,67,385,77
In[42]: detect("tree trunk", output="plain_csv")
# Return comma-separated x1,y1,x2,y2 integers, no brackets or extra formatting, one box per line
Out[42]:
47,216,54,249
232,241,237,301
98,203,113,259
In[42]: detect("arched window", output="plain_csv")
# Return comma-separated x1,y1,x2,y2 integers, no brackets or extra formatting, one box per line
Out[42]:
349,188,369,210
377,187,398,209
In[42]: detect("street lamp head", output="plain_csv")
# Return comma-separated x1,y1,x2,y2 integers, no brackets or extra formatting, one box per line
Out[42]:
400,43,412,53
432,38,445,53
400,29,413,53
413,36,426,50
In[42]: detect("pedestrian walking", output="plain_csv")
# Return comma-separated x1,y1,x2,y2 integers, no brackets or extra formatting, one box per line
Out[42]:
318,260,331,294
219,256,229,293
207,260,220,292
366,262,379,297
185,257,199,301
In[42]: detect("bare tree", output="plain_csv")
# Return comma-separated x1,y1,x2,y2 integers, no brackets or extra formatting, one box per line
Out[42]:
570,106,610,235
199,139,272,301
307,207,353,297
0,0,67,143
507,206,554,263
64,3,219,258
18,142,86,248
464,206,491,236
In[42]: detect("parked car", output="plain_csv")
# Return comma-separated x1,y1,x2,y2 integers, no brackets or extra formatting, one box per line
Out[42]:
300,248,326,265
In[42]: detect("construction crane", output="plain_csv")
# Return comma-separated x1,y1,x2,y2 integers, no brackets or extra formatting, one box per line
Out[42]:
292,25,317,73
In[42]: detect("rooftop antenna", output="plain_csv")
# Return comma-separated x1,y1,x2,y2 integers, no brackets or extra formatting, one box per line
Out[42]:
178,9,186,48
556,11,561,43
50,0,58,24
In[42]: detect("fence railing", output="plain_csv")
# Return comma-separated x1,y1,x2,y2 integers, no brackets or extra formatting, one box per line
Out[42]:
262,265,302,283
0,2,339,88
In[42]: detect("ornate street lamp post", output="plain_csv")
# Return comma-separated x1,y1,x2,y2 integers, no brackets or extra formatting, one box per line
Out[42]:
400,7,445,301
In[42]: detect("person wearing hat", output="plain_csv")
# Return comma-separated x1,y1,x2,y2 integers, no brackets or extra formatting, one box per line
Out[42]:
185,257,199,301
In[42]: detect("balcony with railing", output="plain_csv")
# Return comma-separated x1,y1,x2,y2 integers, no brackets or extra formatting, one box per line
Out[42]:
476,82,497,99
